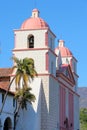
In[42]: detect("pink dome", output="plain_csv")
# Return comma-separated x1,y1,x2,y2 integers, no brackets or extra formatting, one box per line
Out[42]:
21,9,49,30
58,47,72,57
55,40,73,57
21,17,49,30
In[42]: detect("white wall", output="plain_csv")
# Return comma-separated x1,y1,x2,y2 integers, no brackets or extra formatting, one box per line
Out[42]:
13,50,48,74
16,78,41,130
0,92,15,130
14,29,47,49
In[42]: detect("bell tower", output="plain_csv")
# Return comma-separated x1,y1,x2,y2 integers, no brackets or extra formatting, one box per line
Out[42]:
55,40,79,91
13,9,56,76
12,9,58,130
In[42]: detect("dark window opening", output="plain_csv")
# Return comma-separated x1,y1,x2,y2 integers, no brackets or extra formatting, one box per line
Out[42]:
28,35,34,48
4,117,12,130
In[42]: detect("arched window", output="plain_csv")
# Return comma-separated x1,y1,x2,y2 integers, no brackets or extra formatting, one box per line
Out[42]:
28,35,34,48
3,117,12,130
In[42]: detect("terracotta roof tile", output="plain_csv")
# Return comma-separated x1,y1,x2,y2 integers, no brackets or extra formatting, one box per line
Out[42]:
0,81,14,94
0,81,10,91
0,68,14,94
0,68,13,77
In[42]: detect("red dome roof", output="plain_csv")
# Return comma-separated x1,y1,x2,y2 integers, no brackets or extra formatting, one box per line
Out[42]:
21,9,49,30
55,40,73,57
58,47,72,57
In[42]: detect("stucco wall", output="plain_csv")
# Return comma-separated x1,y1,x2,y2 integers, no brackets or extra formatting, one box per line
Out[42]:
40,75,60,130
0,93,15,130
15,78,41,130
13,50,48,74
14,29,47,49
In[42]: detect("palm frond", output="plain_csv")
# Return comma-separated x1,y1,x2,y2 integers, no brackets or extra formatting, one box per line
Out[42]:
14,87,36,109
23,74,29,88
12,56,20,64
15,73,22,90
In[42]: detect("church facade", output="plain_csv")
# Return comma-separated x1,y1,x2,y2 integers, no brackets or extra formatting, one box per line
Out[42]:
0,9,79,130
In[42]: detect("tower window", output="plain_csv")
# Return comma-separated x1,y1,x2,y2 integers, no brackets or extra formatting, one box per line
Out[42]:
28,35,34,48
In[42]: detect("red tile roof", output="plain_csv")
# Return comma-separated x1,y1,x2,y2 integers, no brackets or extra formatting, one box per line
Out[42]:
0,81,10,91
0,68,14,94
0,68,13,77
0,81,14,95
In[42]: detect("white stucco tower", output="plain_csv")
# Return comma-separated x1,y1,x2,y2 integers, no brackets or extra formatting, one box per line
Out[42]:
13,8,56,76
12,8,59,130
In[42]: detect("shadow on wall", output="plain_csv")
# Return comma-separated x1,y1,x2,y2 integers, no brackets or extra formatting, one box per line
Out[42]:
41,82,48,130
15,79,42,130
14,78,49,130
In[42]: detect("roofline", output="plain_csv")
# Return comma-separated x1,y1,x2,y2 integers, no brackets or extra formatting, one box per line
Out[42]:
14,27,49,32
0,88,14,95
73,72,79,78
48,28,56,37
14,26,56,37
57,73,75,86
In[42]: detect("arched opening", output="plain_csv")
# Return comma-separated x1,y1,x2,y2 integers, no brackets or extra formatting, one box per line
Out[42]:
3,117,12,130
28,35,34,48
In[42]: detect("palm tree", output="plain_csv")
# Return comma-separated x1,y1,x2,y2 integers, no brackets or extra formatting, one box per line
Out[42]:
13,57,37,109
0,57,37,114
13,57,37,90
13,57,37,130
15,87,36,110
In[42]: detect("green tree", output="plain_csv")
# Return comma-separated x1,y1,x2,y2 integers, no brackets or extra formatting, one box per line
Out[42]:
13,57,37,130
15,87,35,110
13,57,37,90
0,57,37,113
12,57,37,109
80,108,87,130
80,108,87,123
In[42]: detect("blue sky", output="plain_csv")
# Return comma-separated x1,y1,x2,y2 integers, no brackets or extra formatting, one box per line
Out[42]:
0,0,87,87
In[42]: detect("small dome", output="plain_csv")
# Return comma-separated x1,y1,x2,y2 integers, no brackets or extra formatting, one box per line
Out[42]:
55,40,73,57
21,8,49,30
58,47,72,57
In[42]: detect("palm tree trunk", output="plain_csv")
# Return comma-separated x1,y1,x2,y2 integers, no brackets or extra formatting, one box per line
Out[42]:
0,76,16,114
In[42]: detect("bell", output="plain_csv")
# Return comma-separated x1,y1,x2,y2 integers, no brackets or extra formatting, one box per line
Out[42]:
30,38,33,43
